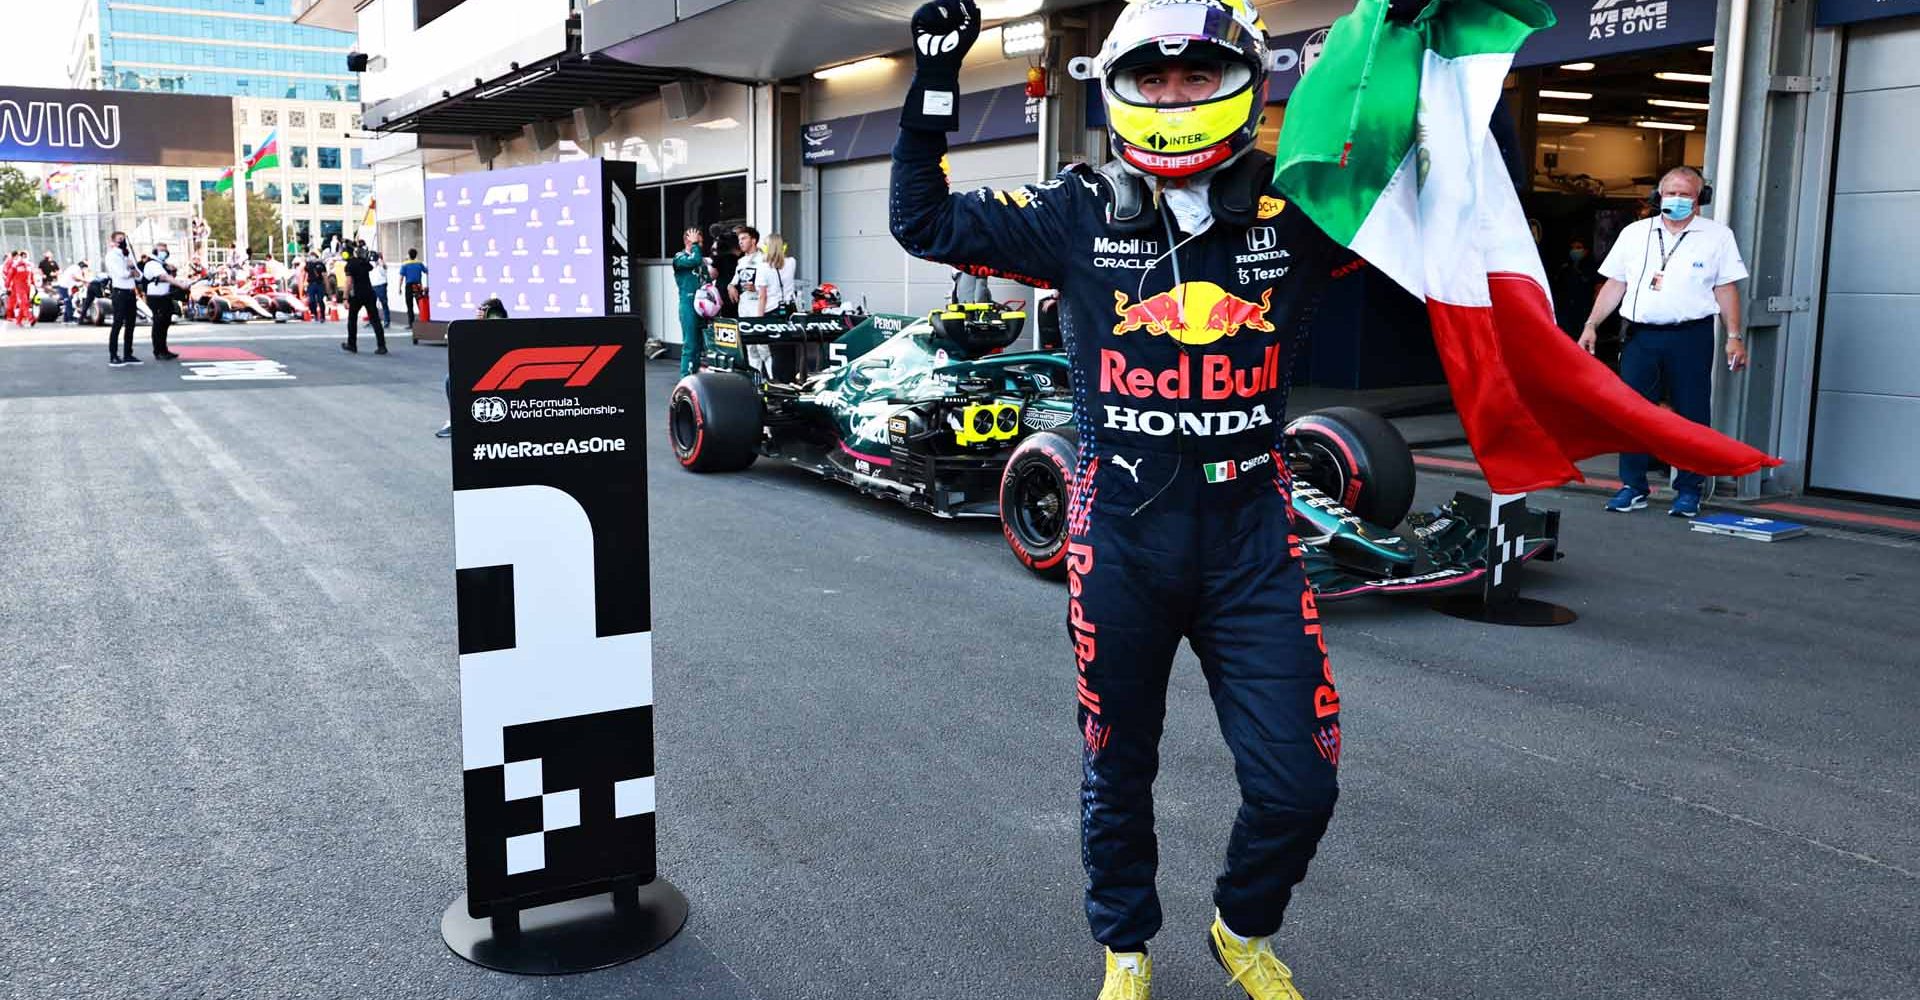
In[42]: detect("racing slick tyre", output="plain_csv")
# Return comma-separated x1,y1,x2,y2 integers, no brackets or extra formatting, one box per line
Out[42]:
1000,429,1078,580
1285,406,1417,530
208,300,227,324
669,371,761,472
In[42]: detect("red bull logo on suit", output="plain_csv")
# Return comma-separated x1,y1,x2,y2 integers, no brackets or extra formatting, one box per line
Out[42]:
1111,282,1276,345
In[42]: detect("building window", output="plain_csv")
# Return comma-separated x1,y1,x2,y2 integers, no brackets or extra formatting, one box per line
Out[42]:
321,219,343,241
319,113,335,130
417,0,468,29
350,148,365,170
291,182,310,204
661,175,747,261
319,183,342,206
135,178,156,202
291,146,309,168
201,180,218,199
290,110,305,128
351,183,372,206
166,179,189,202
263,182,282,201
318,147,341,169
261,109,277,125
292,221,310,250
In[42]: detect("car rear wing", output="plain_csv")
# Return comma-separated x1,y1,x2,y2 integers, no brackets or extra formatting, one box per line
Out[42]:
710,315,853,348
707,313,918,377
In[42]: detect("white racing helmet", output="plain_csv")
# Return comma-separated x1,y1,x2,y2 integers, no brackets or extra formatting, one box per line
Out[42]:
1096,0,1270,178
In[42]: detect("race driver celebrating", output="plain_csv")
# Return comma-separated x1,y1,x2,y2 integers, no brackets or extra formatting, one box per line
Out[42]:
890,1,1389,997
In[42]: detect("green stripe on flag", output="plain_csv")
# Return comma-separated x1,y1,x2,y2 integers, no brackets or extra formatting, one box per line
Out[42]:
247,150,279,175
1272,0,1554,245
1203,460,1236,484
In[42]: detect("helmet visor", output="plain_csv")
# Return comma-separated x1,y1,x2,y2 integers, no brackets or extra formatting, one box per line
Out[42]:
1110,58,1254,106
1100,2,1264,99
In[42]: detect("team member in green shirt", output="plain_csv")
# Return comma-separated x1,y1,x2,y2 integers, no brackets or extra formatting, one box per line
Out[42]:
671,227,709,377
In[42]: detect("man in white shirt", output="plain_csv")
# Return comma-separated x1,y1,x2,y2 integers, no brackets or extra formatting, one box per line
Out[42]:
141,242,188,361
727,225,777,377
58,259,87,323
369,251,391,325
1580,166,1748,517
102,231,141,366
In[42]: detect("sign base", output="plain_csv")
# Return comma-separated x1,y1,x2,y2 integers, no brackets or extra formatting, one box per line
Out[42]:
1430,593,1578,627
441,880,688,975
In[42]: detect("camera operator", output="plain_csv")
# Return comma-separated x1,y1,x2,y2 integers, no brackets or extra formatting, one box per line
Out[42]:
140,242,190,361
341,241,388,355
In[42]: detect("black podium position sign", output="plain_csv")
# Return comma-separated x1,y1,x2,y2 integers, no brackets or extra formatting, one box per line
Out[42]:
446,316,686,973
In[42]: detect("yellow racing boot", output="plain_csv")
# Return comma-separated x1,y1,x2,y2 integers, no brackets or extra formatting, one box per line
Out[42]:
1097,948,1151,1000
1207,911,1305,1000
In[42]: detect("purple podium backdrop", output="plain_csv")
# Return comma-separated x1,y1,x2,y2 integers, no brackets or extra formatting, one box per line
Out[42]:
427,159,640,321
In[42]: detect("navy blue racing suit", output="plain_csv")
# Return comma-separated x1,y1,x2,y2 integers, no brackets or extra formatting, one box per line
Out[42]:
891,127,1348,948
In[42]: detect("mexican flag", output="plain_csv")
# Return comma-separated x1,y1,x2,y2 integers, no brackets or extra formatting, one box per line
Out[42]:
1274,0,1779,493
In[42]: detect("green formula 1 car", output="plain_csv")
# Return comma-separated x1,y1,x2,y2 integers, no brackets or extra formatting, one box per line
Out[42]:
668,303,1559,600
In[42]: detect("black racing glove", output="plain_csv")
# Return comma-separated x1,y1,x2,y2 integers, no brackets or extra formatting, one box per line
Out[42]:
901,0,981,133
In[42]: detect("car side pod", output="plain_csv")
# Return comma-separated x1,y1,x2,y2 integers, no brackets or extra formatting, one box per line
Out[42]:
1429,492,1575,627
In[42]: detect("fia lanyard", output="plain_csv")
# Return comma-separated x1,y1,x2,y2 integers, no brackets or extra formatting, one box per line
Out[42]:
1653,227,1689,276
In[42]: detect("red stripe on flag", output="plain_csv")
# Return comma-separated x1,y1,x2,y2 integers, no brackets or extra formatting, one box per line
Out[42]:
1426,273,1780,495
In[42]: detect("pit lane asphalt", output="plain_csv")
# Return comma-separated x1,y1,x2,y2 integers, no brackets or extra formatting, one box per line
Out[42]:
1,325,1915,1000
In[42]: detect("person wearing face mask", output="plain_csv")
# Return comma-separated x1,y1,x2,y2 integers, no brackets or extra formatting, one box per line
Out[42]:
1579,166,1749,518
1551,238,1602,342
140,243,189,360
891,2,1379,996
103,232,141,366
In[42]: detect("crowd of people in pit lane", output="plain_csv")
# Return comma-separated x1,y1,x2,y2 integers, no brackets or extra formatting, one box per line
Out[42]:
0,237,422,331
0,233,433,370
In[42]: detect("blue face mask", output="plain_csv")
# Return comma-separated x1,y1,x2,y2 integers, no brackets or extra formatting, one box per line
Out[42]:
156,250,168,261
1660,195,1694,221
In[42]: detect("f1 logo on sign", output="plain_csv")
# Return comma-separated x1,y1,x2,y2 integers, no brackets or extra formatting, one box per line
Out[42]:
449,315,658,923
472,345,621,391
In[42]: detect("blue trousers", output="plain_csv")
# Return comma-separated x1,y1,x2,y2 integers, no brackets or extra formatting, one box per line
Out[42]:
1070,455,1339,948
1618,317,1714,496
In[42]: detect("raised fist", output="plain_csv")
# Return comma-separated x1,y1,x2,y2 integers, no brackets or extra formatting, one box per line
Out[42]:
902,0,980,132
911,0,981,69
